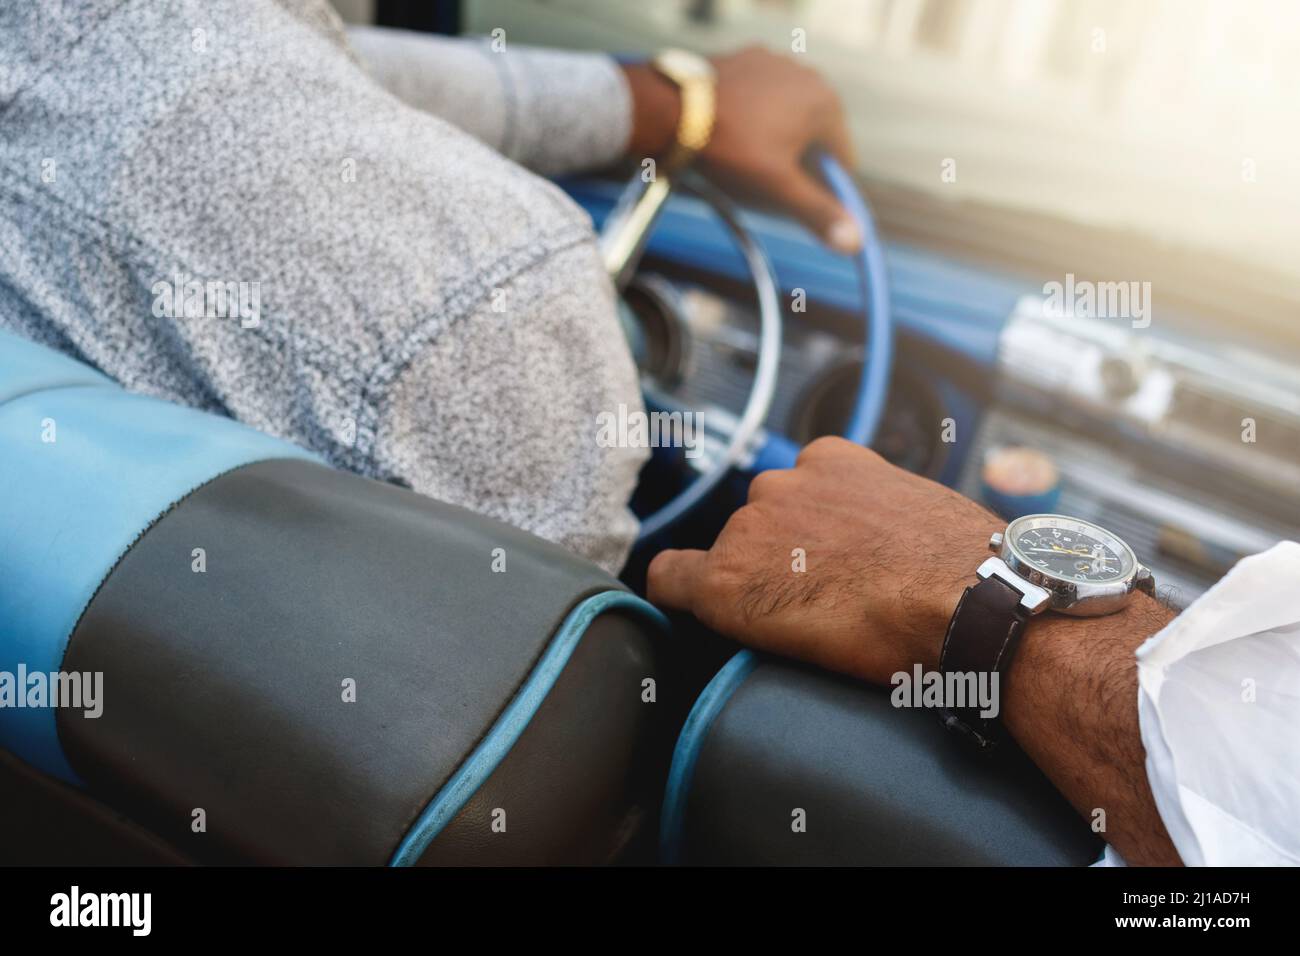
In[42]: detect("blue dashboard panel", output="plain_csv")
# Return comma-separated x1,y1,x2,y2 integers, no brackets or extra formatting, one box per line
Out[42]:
562,177,1030,370
0,330,320,783
564,177,1026,488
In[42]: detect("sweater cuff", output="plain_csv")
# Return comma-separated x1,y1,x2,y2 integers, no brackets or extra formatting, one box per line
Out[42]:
482,42,633,176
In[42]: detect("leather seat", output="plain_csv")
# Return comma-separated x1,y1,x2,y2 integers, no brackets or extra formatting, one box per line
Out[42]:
0,330,665,865
661,651,1102,865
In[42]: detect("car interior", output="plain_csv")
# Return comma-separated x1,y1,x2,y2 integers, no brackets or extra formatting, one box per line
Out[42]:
1,0,1297,867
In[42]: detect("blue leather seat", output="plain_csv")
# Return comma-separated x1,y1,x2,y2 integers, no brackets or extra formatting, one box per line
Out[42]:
0,330,667,865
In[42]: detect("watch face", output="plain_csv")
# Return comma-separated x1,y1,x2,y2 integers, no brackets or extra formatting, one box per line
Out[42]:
1005,515,1136,584
656,48,716,82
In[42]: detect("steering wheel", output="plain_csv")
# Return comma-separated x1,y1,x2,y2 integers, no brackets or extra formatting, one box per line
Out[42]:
599,152,893,541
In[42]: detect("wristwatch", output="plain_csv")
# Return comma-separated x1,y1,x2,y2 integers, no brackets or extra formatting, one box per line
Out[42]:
938,513,1156,750
650,48,717,172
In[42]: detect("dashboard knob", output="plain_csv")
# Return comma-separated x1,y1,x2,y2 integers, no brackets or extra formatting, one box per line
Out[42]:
980,446,1061,520
1099,354,1140,400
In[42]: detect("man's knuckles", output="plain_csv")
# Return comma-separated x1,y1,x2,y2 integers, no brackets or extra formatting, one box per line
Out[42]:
746,468,795,502
795,435,876,468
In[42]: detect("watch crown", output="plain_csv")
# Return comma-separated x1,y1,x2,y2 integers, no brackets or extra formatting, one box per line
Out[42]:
989,532,1004,552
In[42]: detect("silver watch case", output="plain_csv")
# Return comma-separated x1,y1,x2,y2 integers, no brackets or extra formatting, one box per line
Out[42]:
985,517,1155,618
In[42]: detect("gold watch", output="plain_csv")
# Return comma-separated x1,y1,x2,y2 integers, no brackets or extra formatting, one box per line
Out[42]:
650,48,717,172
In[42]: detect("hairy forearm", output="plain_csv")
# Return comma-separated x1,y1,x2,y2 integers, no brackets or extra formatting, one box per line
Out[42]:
915,518,1184,865
1002,594,1181,865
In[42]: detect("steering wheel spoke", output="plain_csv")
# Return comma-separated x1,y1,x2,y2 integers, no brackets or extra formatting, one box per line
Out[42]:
602,155,891,542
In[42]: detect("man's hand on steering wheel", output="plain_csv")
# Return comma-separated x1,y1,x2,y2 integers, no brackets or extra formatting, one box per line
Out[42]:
647,437,1184,866
622,46,861,254
647,437,1003,685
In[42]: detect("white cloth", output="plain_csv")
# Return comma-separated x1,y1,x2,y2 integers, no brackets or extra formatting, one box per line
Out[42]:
1099,541,1300,865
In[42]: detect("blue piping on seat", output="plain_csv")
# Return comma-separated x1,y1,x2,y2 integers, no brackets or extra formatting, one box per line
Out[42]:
658,648,758,865
388,589,669,866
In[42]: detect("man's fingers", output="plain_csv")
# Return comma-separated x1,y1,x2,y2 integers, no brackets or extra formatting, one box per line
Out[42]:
773,166,861,255
818,101,856,169
646,548,710,612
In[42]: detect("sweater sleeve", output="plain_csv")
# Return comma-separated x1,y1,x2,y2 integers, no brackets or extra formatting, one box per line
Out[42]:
374,239,648,575
345,25,633,177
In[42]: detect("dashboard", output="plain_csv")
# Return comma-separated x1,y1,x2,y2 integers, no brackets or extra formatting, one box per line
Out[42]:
568,177,1300,609
963,300,1300,607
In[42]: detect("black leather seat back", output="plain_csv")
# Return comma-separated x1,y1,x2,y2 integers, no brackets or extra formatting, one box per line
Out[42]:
56,459,663,865
668,654,1100,865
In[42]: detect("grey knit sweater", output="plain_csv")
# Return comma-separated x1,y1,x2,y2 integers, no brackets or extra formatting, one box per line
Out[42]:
0,0,647,572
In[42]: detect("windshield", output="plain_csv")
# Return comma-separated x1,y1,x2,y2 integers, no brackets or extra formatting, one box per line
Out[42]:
467,0,1300,337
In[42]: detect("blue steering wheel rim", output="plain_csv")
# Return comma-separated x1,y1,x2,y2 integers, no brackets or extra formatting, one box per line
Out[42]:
655,154,895,862
816,151,894,448
637,151,894,541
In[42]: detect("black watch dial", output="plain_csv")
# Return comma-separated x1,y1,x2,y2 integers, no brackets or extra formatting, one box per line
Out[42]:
1006,516,1134,583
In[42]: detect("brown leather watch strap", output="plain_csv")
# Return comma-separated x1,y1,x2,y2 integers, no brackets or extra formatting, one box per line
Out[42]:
938,575,1031,750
